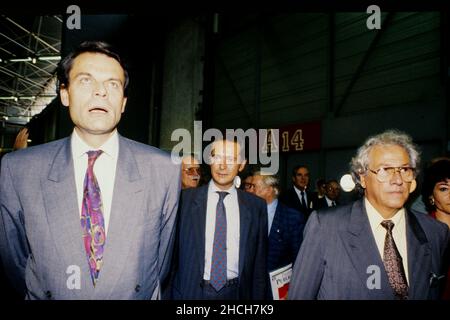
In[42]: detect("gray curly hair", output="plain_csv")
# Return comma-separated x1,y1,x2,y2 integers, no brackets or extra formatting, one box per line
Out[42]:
350,129,420,185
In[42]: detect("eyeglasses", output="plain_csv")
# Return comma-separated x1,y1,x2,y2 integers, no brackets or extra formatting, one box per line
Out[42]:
368,166,415,183
183,167,201,176
244,183,255,190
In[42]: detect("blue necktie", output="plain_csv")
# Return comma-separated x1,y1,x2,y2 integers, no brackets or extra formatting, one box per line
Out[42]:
210,191,229,291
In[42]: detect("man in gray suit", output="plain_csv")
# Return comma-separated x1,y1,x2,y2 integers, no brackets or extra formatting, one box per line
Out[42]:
0,41,181,299
290,130,449,299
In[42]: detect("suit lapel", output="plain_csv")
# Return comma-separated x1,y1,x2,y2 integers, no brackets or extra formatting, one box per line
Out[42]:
41,138,95,296
93,136,145,298
268,203,281,240
192,186,208,277
238,190,251,275
339,199,393,299
405,211,431,299
291,189,302,210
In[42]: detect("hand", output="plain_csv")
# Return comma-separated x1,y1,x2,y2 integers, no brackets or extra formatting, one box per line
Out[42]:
13,127,29,150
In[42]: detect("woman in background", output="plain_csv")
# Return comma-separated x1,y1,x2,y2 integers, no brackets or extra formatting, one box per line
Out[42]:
422,158,450,299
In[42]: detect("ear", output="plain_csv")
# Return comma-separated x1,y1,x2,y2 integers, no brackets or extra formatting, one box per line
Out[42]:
359,174,367,189
409,179,417,194
121,97,127,113
238,159,247,172
60,86,69,107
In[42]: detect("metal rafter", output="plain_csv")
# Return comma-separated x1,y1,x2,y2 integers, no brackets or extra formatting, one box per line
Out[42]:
0,14,61,124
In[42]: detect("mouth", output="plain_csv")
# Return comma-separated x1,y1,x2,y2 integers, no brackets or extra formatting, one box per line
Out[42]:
88,106,109,114
387,190,405,196
190,176,200,181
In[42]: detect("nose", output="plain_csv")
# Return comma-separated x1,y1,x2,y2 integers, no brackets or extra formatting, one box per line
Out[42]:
94,81,107,97
218,161,228,170
390,169,403,185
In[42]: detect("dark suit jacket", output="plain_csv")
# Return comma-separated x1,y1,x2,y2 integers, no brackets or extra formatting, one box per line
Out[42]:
268,202,305,273
314,197,339,210
279,188,313,217
170,184,268,300
289,198,450,299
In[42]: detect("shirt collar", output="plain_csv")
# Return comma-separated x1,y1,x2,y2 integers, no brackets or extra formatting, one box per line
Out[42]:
268,198,278,213
365,197,405,231
71,129,119,159
208,180,237,198
294,185,306,194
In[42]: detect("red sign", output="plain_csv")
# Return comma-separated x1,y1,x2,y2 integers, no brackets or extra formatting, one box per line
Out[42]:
278,121,321,153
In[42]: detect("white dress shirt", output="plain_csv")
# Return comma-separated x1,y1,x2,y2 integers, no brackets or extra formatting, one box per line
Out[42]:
325,196,335,207
267,199,278,235
294,186,310,208
71,129,119,235
203,181,240,280
365,198,409,284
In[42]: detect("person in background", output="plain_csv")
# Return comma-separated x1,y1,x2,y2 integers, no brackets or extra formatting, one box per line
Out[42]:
249,171,305,299
13,127,29,150
280,165,313,217
243,175,255,193
421,158,450,299
315,179,341,209
315,178,326,199
181,154,201,189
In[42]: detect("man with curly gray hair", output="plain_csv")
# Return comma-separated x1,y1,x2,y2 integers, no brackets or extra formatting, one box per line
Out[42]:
290,129,449,300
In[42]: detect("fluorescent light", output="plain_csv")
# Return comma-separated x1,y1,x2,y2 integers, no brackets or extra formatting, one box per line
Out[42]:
9,57,32,62
38,56,61,61
6,56,61,63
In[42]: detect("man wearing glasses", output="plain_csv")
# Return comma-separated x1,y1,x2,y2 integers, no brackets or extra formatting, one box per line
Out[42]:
290,130,449,299
181,155,201,189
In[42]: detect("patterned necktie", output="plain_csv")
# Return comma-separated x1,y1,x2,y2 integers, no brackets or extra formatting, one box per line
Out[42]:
381,220,408,299
210,191,229,291
81,150,106,286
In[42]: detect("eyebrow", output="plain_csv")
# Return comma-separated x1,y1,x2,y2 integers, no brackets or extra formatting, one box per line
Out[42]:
376,163,411,167
73,72,123,84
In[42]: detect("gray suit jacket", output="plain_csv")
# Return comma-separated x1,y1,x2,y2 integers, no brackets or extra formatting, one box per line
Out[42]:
289,198,449,300
0,135,181,299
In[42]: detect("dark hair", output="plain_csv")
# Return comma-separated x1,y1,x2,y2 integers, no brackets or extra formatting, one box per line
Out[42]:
316,178,326,188
421,159,450,212
292,165,308,177
57,41,129,96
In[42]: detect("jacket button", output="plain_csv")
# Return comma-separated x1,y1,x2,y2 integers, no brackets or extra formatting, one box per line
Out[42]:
45,291,52,299
135,285,141,292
